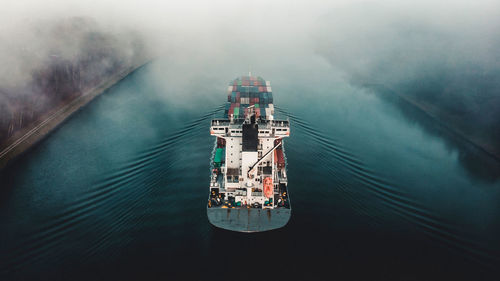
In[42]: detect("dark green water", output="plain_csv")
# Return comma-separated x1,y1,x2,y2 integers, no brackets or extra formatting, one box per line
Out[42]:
1,60,499,281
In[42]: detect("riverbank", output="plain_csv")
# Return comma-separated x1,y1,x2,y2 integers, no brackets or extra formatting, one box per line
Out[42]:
365,83,500,162
399,95,500,159
0,60,150,169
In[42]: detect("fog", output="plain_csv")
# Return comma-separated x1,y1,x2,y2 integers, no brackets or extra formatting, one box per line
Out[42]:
3,0,499,81
313,1,500,156
1,0,500,154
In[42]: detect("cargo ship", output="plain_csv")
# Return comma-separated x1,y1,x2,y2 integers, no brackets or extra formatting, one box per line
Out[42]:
207,75,291,232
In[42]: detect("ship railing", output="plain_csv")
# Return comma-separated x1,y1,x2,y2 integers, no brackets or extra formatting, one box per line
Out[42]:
251,192,263,196
211,119,289,131
270,120,289,127
256,120,289,129
234,190,247,196
211,119,230,126
211,119,289,127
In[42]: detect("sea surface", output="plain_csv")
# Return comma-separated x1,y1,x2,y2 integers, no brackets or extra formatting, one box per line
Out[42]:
1,59,499,281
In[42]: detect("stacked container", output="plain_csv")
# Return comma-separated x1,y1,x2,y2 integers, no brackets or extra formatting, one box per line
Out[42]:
223,76,275,120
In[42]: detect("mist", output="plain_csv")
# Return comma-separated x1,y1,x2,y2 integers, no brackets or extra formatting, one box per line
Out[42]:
2,0,500,161
313,1,500,156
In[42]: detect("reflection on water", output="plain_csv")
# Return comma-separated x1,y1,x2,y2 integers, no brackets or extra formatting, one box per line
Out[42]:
363,83,500,182
0,62,499,281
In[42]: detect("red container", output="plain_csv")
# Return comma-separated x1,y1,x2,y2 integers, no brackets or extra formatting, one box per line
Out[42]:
258,86,264,92
274,148,285,168
236,97,241,103
255,97,259,103
255,108,261,118
242,81,250,86
232,85,237,91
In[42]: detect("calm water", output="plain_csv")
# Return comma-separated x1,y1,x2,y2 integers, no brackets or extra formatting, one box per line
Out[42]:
1,59,499,281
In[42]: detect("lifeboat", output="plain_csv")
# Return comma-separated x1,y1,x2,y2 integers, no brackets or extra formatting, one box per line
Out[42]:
263,177,273,198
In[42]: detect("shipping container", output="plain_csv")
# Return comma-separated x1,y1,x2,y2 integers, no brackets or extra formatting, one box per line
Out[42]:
214,148,224,167
234,107,240,117
274,148,285,168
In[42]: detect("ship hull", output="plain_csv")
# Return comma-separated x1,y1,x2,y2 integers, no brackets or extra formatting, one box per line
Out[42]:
207,207,291,233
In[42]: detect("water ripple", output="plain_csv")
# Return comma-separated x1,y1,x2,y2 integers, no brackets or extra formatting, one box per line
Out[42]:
276,105,499,269
0,105,224,275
